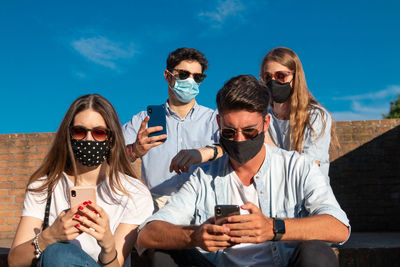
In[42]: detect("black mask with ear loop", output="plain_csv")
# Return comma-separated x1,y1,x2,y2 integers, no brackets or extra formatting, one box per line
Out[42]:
267,80,293,103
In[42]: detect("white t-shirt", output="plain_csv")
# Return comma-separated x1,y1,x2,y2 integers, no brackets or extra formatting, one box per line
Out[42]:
22,172,154,265
222,172,273,267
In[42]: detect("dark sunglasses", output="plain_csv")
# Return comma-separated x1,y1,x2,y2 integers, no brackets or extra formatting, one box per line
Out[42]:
221,127,260,140
262,71,294,83
70,126,111,142
170,69,207,83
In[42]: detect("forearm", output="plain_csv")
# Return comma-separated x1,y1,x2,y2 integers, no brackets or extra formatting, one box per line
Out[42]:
138,221,197,250
282,214,349,243
8,231,52,267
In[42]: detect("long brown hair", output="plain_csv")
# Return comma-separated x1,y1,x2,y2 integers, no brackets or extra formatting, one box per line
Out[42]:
27,94,138,196
261,47,339,152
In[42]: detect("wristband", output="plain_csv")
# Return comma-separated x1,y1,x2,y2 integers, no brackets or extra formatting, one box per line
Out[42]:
206,145,218,161
98,250,118,266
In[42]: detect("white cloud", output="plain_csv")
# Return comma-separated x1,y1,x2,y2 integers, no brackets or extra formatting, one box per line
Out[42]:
71,36,136,69
332,101,388,121
333,85,400,101
198,0,246,28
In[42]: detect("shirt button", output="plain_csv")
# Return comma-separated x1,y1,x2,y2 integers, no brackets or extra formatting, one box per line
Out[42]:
255,176,259,179
179,138,183,142
260,190,263,194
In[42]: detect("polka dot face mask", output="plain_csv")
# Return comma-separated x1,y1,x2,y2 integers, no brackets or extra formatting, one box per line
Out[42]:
71,139,110,167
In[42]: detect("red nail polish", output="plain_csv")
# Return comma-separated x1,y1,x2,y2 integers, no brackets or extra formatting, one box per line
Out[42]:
75,214,80,218
88,200,92,204
78,206,84,210
94,211,98,214
83,201,88,205
76,223,80,227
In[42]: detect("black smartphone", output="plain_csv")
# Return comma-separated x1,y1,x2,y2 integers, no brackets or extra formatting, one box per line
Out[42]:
147,105,167,142
215,205,240,224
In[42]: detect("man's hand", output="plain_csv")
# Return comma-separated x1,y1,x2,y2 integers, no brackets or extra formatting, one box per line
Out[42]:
190,218,232,252
225,202,274,244
170,146,219,174
127,116,167,158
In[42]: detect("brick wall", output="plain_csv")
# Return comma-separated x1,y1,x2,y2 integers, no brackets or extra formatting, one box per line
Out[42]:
0,118,399,241
329,119,400,232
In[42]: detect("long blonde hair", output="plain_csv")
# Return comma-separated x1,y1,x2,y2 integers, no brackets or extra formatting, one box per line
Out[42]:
261,47,339,152
27,94,138,197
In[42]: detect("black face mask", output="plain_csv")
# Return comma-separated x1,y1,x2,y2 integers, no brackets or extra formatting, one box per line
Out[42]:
71,139,110,167
219,131,265,164
267,80,293,103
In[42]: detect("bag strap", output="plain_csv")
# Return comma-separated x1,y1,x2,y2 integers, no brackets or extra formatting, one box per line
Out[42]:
42,189,52,230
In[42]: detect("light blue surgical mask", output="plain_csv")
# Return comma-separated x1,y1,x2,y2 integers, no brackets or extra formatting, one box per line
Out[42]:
171,77,200,103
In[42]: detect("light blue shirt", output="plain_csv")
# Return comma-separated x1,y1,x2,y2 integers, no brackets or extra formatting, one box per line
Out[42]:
268,106,332,176
123,101,219,195
143,145,350,266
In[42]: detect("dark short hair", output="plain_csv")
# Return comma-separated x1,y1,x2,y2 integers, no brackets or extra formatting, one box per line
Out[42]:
166,47,208,72
216,75,269,116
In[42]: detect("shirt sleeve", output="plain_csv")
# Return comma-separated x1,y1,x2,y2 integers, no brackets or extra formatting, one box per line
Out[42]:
302,161,350,228
22,181,48,220
302,108,332,163
211,109,220,143
122,111,148,145
121,179,154,225
139,169,200,229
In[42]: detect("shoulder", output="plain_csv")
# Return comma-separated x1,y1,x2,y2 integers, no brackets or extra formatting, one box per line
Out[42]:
190,155,229,183
268,145,315,171
117,173,152,197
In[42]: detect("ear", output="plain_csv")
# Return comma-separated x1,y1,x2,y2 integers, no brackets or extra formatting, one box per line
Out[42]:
164,70,174,87
216,114,221,129
264,114,271,131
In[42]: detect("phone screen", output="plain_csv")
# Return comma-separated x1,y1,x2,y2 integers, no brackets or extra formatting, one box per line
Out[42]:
147,105,167,142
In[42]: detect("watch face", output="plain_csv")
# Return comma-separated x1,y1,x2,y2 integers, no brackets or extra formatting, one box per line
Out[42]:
274,218,286,234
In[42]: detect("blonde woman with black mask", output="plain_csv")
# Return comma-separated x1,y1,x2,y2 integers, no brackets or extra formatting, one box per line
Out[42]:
9,94,153,267
260,47,339,176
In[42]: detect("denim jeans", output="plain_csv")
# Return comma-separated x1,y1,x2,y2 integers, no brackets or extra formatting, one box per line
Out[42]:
40,242,99,267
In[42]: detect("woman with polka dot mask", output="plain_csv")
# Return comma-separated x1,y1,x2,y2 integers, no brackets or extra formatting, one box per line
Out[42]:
9,94,154,267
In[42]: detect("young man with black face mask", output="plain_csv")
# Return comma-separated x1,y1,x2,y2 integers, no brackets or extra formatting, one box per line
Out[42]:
137,75,350,267
123,48,222,209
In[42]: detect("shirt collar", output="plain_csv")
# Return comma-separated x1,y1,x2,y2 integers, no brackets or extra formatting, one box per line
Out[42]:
164,99,198,120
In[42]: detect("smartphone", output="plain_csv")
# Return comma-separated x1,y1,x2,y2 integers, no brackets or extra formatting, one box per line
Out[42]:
69,186,97,208
215,205,240,224
147,105,167,142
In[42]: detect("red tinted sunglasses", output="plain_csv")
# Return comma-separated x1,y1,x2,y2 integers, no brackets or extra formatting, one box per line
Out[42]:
70,126,111,142
262,71,294,83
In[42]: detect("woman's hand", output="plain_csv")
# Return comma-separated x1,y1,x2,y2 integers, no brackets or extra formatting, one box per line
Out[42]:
73,201,116,253
41,206,82,244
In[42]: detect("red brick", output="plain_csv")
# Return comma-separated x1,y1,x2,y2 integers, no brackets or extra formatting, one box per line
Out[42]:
0,154,10,160
14,140,29,147
0,162,8,168
0,204,7,210
15,182,27,189
15,196,25,203
0,219,5,224
9,161,36,167
0,190,8,196
0,168,12,175
0,134,11,140
37,146,50,153
9,147,36,154
14,211,22,217
7,218,20,225
9,189,25,196
8,204,23,210
0,182,12,189
0,225,13,232
7,175,28,181
28,139,51,146
0,211,13,217
0,196,13,202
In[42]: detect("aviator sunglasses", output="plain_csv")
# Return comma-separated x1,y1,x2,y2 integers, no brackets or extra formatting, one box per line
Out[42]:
70,126,111,142
169,69,207,83
262,71,294,83
221,127,260,140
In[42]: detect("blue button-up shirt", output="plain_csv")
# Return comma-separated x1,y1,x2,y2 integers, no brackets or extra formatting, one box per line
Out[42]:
123,101,219,195
143,145,350,266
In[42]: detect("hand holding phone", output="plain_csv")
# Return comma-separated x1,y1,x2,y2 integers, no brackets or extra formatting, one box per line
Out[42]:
215,205,240,225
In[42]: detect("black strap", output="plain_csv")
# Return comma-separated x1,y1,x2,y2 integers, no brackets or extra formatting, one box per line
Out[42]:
42,189,52,230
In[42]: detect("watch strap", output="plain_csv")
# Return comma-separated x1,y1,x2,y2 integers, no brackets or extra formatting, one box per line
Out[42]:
272,218,285,241
206,145,218,161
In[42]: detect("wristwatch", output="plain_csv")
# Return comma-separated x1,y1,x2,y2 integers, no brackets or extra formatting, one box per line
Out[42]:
206,145,218,161
272,218,285,241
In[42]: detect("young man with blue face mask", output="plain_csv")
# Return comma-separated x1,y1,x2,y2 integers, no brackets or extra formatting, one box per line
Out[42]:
123,48,222,209
137,75,350,267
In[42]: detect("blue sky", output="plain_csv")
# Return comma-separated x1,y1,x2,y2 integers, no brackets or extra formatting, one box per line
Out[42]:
1,0,399,134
